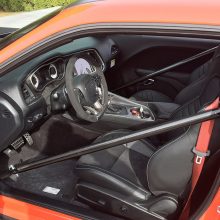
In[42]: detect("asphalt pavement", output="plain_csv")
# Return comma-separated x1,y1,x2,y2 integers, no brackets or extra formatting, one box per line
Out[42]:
0,7,60,29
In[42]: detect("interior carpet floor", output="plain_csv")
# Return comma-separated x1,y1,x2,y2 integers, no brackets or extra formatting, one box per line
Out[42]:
3,160,78,203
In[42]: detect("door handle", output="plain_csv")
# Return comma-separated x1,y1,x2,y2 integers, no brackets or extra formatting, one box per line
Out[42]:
143,79,155,86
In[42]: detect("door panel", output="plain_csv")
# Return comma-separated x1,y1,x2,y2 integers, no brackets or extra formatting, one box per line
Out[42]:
105,35,219,98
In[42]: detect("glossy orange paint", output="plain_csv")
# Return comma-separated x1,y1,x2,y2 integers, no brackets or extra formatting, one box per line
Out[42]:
199,188,220,220
0,195,81,220
1,0,220,64
0,1,219,219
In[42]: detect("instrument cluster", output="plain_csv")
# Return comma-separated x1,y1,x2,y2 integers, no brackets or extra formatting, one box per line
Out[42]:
28,58,65,91
22,50,106,106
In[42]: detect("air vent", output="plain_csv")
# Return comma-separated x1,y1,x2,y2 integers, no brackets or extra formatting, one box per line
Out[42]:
111,45,119,56
21,84,35,104
22,85,30,99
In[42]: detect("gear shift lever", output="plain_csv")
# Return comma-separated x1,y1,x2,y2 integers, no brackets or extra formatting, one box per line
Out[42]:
130,106,151,118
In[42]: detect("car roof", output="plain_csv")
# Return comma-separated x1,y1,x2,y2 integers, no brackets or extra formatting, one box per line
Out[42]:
1,0,220,65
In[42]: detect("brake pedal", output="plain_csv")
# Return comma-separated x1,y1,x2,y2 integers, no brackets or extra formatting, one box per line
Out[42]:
11,137,25,150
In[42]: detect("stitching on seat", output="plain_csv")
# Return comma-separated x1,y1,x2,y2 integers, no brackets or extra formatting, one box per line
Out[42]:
140,139,157,151
123,140,155,157
93,130,155,171
76,164,151,196
174,75,208,103
171,96,200,118
109,144,127,170
133,90,171,102
146,126,192,195
173,75,217,118
98,129,156,155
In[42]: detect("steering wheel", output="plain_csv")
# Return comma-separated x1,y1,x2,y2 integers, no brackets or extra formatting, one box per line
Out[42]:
65,55,108,122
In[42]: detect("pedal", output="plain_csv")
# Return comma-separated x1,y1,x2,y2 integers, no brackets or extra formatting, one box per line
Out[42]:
11,137,25,150
23,133,34,146
10,133,33,150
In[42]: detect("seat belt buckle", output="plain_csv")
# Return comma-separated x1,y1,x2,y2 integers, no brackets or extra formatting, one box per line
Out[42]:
192,147,210,164
195,155,203,164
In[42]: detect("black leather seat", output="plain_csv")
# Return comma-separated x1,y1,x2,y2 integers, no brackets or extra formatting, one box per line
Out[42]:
75,48,220,220
130,60,211,103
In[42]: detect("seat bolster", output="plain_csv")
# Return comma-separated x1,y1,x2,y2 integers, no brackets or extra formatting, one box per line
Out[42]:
189,60,212,83
75,164,151,202
130,90,173,102
147,125,200,197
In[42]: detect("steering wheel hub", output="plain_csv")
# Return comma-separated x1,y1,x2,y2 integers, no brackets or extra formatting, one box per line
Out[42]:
73,74,99,106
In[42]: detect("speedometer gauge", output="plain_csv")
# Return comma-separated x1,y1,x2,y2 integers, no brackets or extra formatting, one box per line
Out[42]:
74,58,94,75
49,64,58,79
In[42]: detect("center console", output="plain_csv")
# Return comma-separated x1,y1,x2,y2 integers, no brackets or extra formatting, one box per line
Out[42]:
101,92,156,128
63,92,180,132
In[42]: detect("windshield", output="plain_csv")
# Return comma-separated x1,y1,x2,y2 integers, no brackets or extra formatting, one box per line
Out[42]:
0,7,62,50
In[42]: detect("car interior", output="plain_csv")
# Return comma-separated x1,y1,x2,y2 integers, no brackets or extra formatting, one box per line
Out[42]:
0,33,220,220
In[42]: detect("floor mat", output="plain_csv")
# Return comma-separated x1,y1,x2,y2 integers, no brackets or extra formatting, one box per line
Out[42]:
3,160,78,203
30,115,101,156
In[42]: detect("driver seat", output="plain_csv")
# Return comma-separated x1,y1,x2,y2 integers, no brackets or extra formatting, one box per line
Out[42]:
75,48,220,220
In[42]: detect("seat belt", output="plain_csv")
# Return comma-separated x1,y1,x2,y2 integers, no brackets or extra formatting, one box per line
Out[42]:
179,97,219,220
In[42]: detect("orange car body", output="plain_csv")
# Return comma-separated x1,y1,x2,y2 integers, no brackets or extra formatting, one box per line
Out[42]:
1,0,220,65
0,0,219,219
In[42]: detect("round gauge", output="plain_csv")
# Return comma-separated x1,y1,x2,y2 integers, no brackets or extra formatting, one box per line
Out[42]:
31,74,39,89
49,64,58,79
74,58,94,75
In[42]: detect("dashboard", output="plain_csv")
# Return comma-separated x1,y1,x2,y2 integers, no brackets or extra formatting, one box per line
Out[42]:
22,49,105,105
0,36,119,151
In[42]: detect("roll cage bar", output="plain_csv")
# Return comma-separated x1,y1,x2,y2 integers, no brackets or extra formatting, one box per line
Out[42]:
113,45,218,92
1,107,220,179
